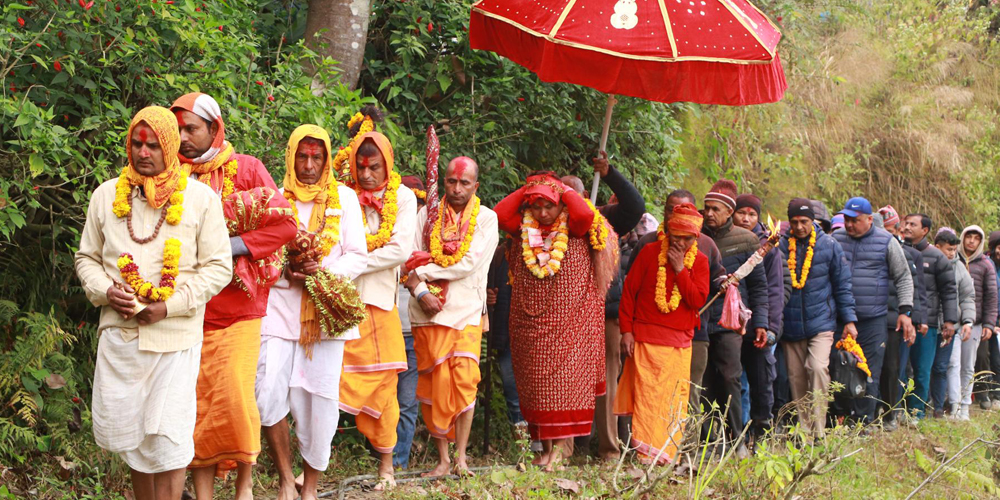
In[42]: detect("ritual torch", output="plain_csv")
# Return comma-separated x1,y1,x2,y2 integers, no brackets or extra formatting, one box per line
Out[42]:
698,215,783,316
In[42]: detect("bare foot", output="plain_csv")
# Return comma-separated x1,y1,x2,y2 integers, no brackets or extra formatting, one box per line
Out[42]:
276,482,298,500
452,458,473,477
373,471,396,491
234,488,254,500
531,451,551,467
294,472,304,491
421,461,452,478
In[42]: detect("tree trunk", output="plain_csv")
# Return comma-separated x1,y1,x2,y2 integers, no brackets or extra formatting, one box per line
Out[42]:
304,0,371,89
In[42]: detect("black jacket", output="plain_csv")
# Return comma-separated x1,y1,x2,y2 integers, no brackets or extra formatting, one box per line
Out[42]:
908,238,959,327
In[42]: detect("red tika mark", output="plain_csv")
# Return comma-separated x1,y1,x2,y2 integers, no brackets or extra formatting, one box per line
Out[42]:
451,156,474,178
298,142,323,156
138,129,148,142
174,110,186,127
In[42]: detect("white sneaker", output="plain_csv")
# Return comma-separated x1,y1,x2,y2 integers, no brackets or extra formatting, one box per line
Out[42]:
959,404,971,421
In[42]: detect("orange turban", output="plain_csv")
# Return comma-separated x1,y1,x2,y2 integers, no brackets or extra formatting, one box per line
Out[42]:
668,202,703,237
124,106,184,209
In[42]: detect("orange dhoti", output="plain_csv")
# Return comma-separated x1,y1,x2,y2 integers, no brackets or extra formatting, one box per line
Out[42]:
339,304,407,453
190,318,262,473
413,323,482,441
613,342,691,465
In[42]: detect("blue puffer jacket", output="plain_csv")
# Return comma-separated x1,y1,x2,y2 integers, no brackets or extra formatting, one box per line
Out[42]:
833,225,895,319
780,224,858,341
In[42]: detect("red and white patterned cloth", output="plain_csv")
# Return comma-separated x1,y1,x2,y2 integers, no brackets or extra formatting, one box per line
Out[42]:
507,236,606,441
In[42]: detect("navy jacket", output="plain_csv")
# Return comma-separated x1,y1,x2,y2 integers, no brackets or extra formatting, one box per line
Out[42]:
833,225,895,319
909,238,959,328
780,225,858,341
703,218,769,334
751,223,789,338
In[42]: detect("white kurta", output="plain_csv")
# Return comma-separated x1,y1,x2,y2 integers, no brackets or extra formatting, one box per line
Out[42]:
354,184,418,311
260,184,368,343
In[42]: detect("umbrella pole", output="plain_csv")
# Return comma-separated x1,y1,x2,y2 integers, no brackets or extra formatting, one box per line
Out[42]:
591,94,617,204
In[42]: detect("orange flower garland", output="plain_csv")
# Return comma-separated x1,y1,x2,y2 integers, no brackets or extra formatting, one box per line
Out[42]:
654,226,698,313
429,196,480,267
788,225,816,289
198,159,239,198
521,209,569,278
836,335,872,377
584,199,609,250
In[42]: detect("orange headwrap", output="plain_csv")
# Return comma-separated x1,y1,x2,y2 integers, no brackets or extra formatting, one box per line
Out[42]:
170,92,234,180
348,131,395,208
668,202,703,237
124,106,184,209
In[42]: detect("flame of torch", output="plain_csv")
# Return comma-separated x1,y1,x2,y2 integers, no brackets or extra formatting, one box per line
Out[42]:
697,214,783,315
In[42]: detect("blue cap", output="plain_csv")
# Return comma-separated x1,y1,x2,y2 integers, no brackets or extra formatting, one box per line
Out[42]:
839,197,872,218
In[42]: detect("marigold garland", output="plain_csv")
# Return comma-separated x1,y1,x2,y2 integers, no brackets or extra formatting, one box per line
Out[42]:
113,168,188,226
410,188,427,200
284,180,343,258
429,196,480,267
584,199,609,250
116,238,182,302
788,226,816,289
357,171,401,252
198,159,239,198
654,227,698,314
521,209,570,279
836,335,872,377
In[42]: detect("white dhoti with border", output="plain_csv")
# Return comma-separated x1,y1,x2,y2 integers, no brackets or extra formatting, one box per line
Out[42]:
255,335,346,471
91,328,202,474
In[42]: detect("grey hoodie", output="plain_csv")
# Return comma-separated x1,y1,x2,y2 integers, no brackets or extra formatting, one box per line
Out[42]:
943,252,976,327
959,225,999,329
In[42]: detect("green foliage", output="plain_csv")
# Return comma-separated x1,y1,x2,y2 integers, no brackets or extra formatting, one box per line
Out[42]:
361,0,686,207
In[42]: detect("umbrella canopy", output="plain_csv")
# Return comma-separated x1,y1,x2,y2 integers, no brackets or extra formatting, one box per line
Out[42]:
469,0,787,105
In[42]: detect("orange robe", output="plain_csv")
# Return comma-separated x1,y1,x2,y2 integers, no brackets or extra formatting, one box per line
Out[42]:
614,343,691,464
190,318,262,472
338,305,407,453
413,323,483,440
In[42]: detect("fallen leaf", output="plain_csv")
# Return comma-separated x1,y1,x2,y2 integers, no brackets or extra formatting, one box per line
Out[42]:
627,467,645,480
554,478,579,494
933,446,948,456
55,456,76,480
44,374,66,389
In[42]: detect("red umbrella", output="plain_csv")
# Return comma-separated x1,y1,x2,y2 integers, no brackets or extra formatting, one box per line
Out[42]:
469,0,787,200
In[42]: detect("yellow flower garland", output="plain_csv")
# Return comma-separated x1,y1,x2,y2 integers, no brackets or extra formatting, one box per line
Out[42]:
584,199,609,250
357,171,401,252
788,226,816,289
198,159,239,199
112,168,187,227
521,209,570,279
284,181,343,258
836,335,872,377
654,227,698,314
429,196,480,267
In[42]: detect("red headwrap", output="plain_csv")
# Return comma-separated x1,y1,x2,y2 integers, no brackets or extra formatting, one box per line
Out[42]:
523,172,564,205
668,202,703,236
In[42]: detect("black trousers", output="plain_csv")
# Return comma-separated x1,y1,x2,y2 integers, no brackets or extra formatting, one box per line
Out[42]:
705,330,744,441
879,324,904,419
832,316,887,424
742,334,775,435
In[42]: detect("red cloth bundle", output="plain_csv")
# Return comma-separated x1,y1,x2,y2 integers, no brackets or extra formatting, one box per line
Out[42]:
222,186,290,299
718,284,752,335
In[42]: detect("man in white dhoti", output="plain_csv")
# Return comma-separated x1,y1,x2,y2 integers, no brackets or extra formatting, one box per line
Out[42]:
257,125,368,500
74,106,233,500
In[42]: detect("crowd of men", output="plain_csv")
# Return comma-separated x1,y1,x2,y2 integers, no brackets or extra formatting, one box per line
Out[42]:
74,99,1000,500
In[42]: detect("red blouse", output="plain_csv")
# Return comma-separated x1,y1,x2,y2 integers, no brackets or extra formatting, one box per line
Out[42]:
203,154,297,331
619,240,710,348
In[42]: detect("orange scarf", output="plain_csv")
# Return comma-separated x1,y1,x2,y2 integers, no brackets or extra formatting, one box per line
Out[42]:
124,106,184,209
283,124,335,340
441,201,474,254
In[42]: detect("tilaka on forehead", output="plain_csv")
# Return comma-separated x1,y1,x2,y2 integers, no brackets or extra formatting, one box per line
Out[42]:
138,128,148,142
298,142,324,156
173,110,187,128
